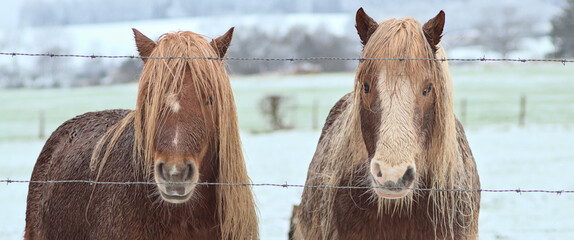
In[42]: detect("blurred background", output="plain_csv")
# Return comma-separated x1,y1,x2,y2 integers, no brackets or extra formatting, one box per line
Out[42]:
1,0,573,239
0,0,568,87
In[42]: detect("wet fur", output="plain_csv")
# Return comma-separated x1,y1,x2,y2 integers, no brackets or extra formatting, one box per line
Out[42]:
25,29,258,239
296,98,479,239
294,9,480,240
25,110,221,239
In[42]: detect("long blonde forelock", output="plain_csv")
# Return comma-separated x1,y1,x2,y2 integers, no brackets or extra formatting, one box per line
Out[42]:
427,46,478,239
358,18,437,95
134,31,221,178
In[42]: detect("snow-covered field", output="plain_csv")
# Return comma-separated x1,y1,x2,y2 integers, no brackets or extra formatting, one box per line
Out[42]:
1,126,573,239
2,65,574,139
246,125,574,240
1,67,574,239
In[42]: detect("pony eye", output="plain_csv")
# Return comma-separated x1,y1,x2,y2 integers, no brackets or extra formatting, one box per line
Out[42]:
205,96,214,106
363,83,370,94
422,83,433,96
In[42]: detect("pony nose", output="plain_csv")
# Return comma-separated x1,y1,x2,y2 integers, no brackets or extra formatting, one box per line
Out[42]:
157,161,196,183
371,162,415,191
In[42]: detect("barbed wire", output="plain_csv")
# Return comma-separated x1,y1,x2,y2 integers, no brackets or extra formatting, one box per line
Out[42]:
1,179,572,195
1,52,573,64
0,53,572,196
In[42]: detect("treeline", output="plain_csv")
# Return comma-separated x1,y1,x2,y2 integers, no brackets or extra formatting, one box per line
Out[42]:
227,25,359,74
0,25,360,88
20,0,345,27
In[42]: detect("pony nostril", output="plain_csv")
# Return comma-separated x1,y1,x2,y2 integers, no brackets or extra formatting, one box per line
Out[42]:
372,162,383,179
401,167,415,187
184,163,195,181
157,162,167,180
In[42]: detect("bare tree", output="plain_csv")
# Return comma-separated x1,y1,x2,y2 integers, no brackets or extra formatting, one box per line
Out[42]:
549,0,574,58
0,30,24,88
259,95,292,130
227,25,356,75
109,59,142,84
31,46,71,87
473,5,541,58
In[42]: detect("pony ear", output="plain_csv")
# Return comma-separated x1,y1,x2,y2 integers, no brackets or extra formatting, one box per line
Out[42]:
355,8,378,47
132,28,156,63
422,10,445,53
210,27,234,58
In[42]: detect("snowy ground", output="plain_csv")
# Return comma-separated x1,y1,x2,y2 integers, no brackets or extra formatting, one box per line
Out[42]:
1,126,573,239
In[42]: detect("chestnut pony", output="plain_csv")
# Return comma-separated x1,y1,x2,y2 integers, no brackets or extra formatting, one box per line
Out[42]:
293,9,480,240
25,28,258,239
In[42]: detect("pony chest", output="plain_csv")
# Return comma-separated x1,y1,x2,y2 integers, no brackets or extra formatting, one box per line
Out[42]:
334,192,441,239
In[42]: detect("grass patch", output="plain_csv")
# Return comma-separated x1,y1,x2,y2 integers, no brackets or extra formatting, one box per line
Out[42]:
1,63,573,141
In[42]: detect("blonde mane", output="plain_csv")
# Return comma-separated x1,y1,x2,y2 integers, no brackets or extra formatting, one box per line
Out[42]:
315,18,478,239
90,31,258,239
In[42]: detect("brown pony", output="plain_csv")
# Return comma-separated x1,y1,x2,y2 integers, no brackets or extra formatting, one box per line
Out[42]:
25,28,258,239
293,9,480,240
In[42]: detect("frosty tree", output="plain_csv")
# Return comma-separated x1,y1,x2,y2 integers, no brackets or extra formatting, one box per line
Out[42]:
550,0,574,58
473,4,540,58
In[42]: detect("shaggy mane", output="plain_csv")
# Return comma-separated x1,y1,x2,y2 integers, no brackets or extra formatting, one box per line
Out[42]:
314,17,478,239
90,31,258,239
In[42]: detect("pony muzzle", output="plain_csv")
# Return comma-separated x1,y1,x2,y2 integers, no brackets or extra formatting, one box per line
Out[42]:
370,160,416,199
154,160,199,203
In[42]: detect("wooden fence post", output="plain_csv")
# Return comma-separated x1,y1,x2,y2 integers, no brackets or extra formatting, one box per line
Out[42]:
519,94,527,126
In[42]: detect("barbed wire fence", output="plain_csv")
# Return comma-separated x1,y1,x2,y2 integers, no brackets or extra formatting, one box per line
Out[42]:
1,51,573,196
1,179,573,195
1,51,574,64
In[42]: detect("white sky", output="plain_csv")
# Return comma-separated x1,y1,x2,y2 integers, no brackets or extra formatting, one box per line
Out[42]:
0,1,22,29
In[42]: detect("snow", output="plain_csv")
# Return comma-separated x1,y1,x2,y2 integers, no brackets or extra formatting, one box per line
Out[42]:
1,13,357,86
470,125,574,239
8,13,353,57
1,2,561,72
242,130,320,239
0,140,44,239
446,37,556,60
1,126,573,239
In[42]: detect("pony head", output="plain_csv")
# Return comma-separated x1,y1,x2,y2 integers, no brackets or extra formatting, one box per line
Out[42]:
354,8,447,200
132,28,234,204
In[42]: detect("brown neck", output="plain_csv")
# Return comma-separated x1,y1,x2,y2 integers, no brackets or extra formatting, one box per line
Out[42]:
333,167,453,239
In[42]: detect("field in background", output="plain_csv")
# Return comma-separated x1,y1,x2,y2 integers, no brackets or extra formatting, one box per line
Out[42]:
1,63,574,141
1,63,574,239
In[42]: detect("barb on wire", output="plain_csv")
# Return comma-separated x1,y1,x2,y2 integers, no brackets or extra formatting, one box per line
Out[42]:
0,52,573,64
1,179,572,195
